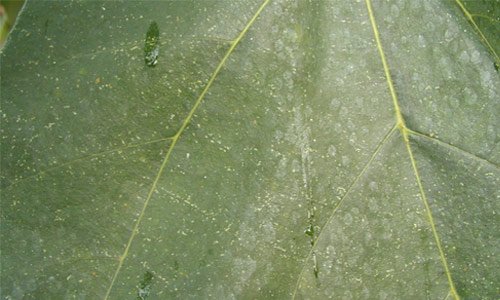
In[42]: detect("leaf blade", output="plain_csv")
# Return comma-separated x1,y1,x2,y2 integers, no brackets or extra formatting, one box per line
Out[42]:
1,1,498,299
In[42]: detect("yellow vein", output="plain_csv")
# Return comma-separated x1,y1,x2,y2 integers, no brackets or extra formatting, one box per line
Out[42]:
443,291,452,300
407,128,499,169
103,1,270,298
365,4,405,130
454,0,500,67
455,0,500,65
174,0,269,141
292,124,397,299
365,0,459,298
405,138,460,299
3,137,173,190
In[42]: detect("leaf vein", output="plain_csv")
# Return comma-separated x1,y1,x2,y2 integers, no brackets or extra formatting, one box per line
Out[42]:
454,0,500,67
103,1,271,298
3,137,173,190
407,128,499,170
365,0,460,298
291,124,397,299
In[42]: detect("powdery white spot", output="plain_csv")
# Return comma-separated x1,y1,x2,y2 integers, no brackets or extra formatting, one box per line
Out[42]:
232,258,257,294
368,181,378,192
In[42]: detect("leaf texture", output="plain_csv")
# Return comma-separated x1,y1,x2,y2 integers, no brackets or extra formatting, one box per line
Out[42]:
1,0,498,299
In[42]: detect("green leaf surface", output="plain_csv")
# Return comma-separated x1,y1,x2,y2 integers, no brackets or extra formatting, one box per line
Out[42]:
1,0,498,299
453,0,500,69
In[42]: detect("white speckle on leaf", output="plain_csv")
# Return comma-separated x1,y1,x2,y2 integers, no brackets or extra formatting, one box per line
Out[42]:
328,145,337,157
444,26,458,41
480,70,492,89
44,122,55,129
470,50,481,64
390,4,399,17
232,258,256,295
344,213,353,226
341,155,350,166
458,50,469,63
417,35,426,48
463,87,477,105
368,181,378,192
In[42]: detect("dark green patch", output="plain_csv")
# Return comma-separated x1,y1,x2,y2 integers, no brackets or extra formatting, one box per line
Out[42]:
198,258,208,268
304,224,314,237
137,271,154,300
144,21,160,67
494,61,499,72
43,19,49,36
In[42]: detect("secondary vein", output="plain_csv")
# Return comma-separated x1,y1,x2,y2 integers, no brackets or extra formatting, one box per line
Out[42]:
103,1,270,298
365,0,459,298
291,124,397,299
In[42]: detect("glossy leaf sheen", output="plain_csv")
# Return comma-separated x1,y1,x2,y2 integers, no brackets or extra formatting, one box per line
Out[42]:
1,1,498,299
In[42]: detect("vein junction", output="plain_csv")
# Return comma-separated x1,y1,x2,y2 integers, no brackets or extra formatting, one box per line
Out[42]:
365,0,460,299
103,1,270,298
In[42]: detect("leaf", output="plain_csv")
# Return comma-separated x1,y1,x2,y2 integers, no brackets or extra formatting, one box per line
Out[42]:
452,0,500,70
1,0,498,299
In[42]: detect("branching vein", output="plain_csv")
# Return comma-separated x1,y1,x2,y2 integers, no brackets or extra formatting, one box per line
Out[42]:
3,137,173,190
454,0,500,68
365,0,460,298
103,1,270,298
407,128,499,169
291,124,397,299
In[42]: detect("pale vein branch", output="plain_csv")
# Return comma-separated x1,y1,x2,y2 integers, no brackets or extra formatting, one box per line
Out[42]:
103,1,271,298
291,124,397,299
407,128,499,169
365,0,460,298
454,0,500,67
3,137,173,190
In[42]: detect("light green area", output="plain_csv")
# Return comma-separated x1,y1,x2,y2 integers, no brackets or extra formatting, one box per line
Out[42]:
1,0,498,299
